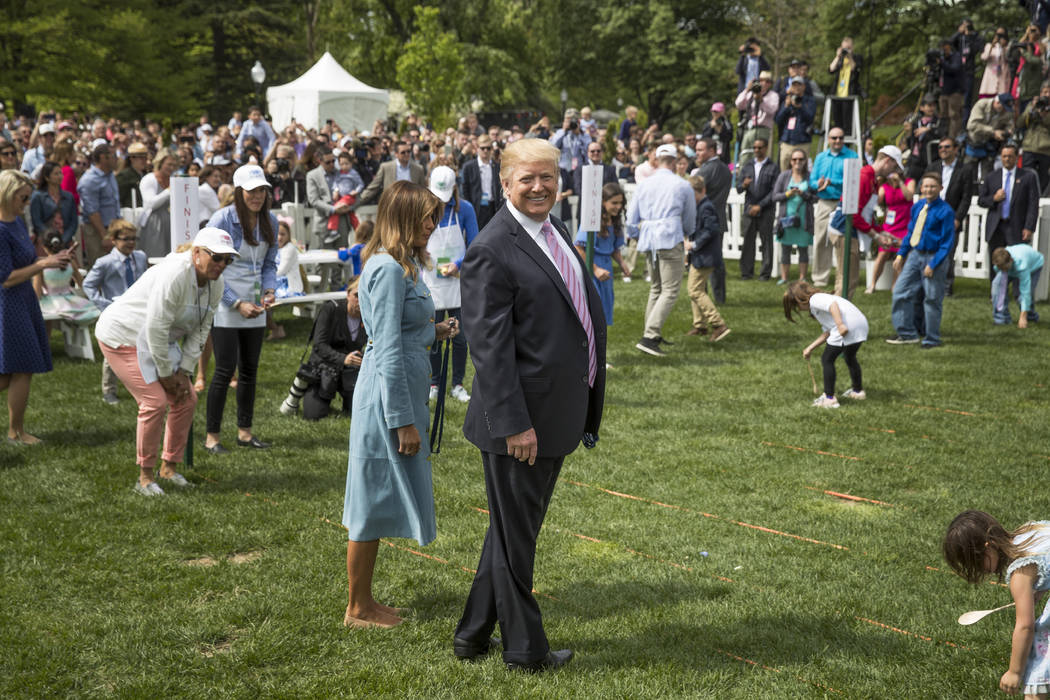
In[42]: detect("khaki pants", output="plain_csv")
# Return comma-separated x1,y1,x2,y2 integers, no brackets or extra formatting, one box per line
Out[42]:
642,243,684,340
687,266,724,330
101,358,120,397
832,233,860,299
622,237,639,276
811,199,838,286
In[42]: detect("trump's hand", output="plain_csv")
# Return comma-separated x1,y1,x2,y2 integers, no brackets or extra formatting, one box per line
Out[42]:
923,264,934,278
893,256,904,274
506,428,537,466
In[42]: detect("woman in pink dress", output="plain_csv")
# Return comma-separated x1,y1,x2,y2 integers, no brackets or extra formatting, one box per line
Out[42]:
867,172,914,294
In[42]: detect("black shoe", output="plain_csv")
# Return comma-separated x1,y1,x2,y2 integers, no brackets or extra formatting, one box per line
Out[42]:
635,337,666,357
655,335,674,346
758,276,771,282
453,636,501,662
506,648,574,673
920,343,942,350
205,443,230,455
236,436,271,449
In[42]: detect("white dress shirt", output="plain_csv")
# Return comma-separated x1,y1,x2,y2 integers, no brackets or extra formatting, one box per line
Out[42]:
477,156,493,197
506,199,584,291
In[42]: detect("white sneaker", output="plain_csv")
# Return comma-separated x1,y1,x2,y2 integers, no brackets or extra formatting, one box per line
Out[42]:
429,385,438,401
451,384,470,402
134,481,165,496
812,394,840,408
841,389,866,400
159,472,193,488
622,276,632,283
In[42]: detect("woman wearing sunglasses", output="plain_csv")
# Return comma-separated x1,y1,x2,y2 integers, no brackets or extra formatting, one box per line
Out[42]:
203,164,278,454
96,228,234,495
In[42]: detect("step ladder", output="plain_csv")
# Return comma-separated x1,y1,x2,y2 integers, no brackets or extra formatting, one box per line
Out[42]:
820,96,863,155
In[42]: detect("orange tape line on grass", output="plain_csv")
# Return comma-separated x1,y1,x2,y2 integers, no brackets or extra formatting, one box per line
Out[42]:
854,616,969,650
903,403,976,416
803,486,896,507
565,480,849,551
715,649,843,694
762,441,862,461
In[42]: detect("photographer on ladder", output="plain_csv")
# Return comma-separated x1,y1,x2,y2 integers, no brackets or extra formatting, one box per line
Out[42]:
828,37,864,132
1021,81,1050,193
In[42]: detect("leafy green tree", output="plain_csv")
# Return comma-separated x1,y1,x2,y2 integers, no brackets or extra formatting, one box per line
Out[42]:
395,6,465,127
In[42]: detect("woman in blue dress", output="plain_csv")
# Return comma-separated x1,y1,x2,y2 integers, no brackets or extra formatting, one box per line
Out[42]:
0,170,74,445
574,183,631,326
342,180,460,629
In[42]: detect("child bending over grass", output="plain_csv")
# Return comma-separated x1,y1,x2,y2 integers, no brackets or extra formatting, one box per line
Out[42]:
783,281,868,408
944,510,1050,697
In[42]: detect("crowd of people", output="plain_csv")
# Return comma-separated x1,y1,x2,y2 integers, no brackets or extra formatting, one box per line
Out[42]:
1,15,1049,682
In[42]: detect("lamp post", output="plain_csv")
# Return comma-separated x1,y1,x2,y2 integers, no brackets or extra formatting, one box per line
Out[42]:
251,60,266,108
560,88,567,117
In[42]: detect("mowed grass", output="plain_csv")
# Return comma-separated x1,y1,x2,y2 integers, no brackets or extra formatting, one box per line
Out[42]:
2,261,1048,698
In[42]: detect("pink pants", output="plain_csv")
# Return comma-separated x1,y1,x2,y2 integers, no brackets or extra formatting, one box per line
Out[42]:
99,342,197,468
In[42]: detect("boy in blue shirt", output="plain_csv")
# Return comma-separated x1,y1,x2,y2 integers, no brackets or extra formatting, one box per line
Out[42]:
991,245,1044,328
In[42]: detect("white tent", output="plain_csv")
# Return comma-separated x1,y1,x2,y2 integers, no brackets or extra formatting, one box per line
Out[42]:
266,52,390,133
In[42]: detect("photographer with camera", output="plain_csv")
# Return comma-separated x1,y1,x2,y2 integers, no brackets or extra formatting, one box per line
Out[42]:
936,40,966,140
700,103,734,164
736,37,771,94
1013,25,1046,113
735,71,779,166
281,280,367,421
952,19,984,112
979,28,1012,99
829,37,864,132
264,143,306,207
775,77,816,171
1021,81,1050,192
966,93,1015,173
550,108,591,173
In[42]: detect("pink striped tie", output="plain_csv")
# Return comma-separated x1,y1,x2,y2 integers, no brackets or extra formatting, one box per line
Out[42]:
542,221,596,386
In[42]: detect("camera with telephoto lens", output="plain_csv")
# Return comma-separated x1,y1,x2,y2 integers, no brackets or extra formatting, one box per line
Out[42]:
790,94,802,107
749,79,762,94
568,119,579,131
1037,97,1050,111
925,48,943,67
275,157,290,173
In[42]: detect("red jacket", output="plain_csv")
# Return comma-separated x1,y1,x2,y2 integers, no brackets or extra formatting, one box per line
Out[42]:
851,164,880,234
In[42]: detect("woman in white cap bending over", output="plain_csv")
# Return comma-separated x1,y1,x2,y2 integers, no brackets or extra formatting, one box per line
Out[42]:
422,164,479,404
203,164,279,454
95,227,234,495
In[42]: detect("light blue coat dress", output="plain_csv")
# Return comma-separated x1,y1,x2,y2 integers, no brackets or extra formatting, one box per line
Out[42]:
342,254,437,546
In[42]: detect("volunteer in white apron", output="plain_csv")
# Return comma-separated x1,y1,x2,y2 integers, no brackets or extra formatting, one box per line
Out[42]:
95,228,233,496
203,164,279,454
423,166,479,403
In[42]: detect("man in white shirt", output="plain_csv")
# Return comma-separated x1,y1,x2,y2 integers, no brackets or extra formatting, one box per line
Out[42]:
628,144,697,356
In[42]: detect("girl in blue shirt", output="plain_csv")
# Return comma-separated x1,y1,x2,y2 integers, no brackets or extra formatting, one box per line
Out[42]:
575,183,631,326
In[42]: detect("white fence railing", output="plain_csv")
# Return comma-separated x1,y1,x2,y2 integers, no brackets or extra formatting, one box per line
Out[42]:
619,184,1048,302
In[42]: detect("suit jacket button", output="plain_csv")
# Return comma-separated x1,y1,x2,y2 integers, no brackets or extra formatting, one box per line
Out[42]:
582,375,587,384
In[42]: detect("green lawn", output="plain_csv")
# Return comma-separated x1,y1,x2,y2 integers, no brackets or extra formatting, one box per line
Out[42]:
3,263,1048,698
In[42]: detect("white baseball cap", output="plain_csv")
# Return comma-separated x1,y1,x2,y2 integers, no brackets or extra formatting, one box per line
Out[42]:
877,145,904,172
38,123,55,135
428,165,456,203
193,227,240,256
233,163,270,191
655,144,678,159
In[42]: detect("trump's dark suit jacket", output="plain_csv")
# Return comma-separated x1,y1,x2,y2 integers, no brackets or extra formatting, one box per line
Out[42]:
460,205,605,458
977,166,1040,244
